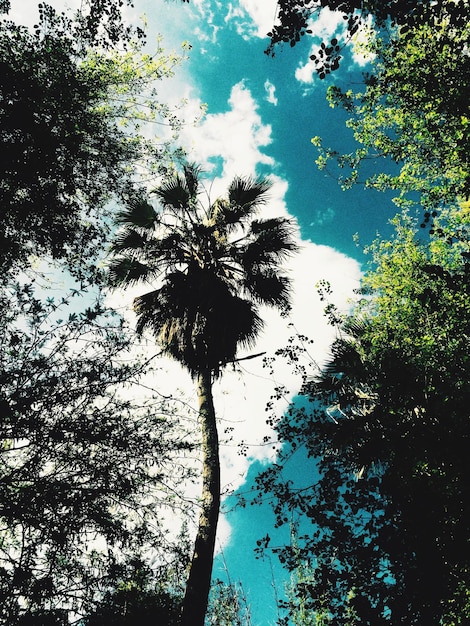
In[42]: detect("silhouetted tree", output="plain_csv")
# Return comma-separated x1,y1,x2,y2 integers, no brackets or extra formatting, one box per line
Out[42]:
109,164,297,625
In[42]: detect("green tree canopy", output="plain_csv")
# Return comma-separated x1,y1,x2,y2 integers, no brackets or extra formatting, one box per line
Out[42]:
255,206,470,624
0,3,186,281
266,0,468,77
312,0,470,214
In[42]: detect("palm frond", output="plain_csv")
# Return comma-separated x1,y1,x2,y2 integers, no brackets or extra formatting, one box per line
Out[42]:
134,270,264,377
249,218,298,258
153,175,191,210
315,337,368,404
107,257,155,287
228,176,272,217
342,316,370,340
114,198,158,230
109,163,297,378
152,163,202,212
243,270,292,309
148,233,188,265
110,228,151,255
183,163,202,197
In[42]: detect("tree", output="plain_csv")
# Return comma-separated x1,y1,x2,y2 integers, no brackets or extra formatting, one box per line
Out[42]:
205,578,252,626
312,0,470,212
0,279,194,624
109,163,297,625
2,0,145,48
83,558,184,626
266,0,467,77
254,207,470,624
0,3,186,281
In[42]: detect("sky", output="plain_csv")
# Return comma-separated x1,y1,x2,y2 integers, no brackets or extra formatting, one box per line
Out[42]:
9,1,399,623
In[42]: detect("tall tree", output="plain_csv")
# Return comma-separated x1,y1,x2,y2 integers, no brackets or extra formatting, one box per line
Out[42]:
0,279,195,624
254,207,470,624
0,3,186,281
109,164,297,625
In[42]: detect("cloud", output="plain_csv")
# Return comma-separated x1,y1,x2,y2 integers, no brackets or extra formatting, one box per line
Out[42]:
180,81,274,182
264,79,278,106
310,205,336,227
234,0,278,38
214,237,361,484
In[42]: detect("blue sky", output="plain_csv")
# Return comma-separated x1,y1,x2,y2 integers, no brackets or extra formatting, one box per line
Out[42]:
11,1,399,623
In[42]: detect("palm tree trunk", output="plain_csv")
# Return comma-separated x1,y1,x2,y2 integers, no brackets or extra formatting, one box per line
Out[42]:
180,367,221,626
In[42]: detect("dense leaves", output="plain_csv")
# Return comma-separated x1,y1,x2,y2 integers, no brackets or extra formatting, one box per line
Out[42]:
0,4,185,281
0,281,194,624
266,0,468,77
255,208,470,624
83,559,183,626
312,0,470,212
109,165,297,378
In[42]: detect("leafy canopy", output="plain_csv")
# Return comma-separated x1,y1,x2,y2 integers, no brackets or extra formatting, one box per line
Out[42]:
266,0,468,78
0,3,187,281
311,0,470,213
0,279,195,624
109,164,298,377
254,206,470,624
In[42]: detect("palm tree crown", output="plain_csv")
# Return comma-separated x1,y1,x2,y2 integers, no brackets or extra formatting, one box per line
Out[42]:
109,164,297,377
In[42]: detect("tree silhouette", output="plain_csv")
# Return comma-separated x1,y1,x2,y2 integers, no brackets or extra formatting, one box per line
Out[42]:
109,164,297,625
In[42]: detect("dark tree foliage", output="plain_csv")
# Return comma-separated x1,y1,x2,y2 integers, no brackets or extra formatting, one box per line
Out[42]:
0,8,142,279
266,0,468,78
83,559,183,626
254,212,470,624
0,2,185,283
3,1,144,49
0,280,193,625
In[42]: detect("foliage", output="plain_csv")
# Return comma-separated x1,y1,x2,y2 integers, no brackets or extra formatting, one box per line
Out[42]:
254,207,470,624
84,564,253,626
311,0,470,211
83,558,184,626
109,164,298,378
4,0,144,48
0,3,187,281
266,0,467,77
0,279,194,624
205,578,252,626
109,164,297,625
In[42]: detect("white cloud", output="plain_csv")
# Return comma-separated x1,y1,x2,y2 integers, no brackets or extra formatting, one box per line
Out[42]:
214,237,361,484
180,81,274,182
236,0,278,38
264,79,278,106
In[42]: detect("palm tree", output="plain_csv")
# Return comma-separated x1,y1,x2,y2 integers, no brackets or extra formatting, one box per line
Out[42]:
108,164,297,626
